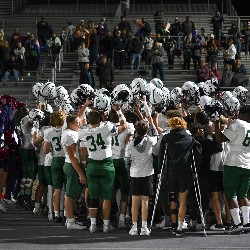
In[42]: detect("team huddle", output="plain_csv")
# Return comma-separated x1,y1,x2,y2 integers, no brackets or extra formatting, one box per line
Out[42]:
1,76,250,236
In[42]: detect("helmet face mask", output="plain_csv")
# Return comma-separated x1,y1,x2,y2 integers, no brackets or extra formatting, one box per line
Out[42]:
29,109,45,121
93,94,111,112
111,84,130,104
223,97,240,116
204,99,224,118
233,86,248,103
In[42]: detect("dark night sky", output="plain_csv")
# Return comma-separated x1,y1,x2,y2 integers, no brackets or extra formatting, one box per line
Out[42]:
231,0,249,16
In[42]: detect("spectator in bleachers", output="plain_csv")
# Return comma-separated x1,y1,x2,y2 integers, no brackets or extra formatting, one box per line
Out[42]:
121,29,130,66
228,23,242,57
231,58,248,87
0,40,11,69
143,32,154,66
79,62,95,88
102,30,114,64
223,38,237,72
220,63,234,87
199,28,208,49
36,17,51,47
113,30,127,71
66,20,76,52
170,17,182,49
164,32,176,69
129,34,143,74
10,28,22,53
154,33,165,47
195,60,209,83
182,32,192,71
206,34,221,50
95,55,114,91
88,27,99,66
118,16,132,33
211,10,224,43
208,63,220,83
24,33,40,70
134,18,151,39
78,41,89,74
151,41,165,81
14,42,25,81
182,16,195,37
47,32,62,63
191,35,202,70
154,10,164,35
97,18,108,55
242,21,250,58
207,37,219,69
2,54,20,85
113,24,119,38
121,0,130,17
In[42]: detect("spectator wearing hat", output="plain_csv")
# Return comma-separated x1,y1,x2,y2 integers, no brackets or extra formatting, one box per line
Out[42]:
228,23,242,57
242,22,250,58
170,17,182,49
211,10,224,42
182,16,195,37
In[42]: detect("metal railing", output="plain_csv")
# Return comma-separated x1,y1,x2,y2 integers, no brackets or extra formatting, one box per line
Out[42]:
51,47,64,83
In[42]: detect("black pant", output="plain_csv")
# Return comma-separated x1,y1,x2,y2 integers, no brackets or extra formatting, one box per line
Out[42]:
114,51,125,70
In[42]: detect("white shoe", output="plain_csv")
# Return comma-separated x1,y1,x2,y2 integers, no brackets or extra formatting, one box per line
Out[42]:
0,203,7,213
66,220,86,230
4,198,16,205
210,224,225,231
129,227,138,236
140,226,151,236
48,213,53,221
89,224,97,233
182,221,188,229
103,224,115,233
33,208,40,215
117,220,127,229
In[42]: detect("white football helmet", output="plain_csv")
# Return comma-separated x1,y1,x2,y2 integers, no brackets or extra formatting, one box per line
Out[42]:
95,88,110,97
150,78,164,89
204,99,224,118
29,109,45,121
61,103,74,115
223,96,240,115
111,84,130,104
181,81,200,105
149,88,166,106
232,86,248,103
130,78,149,95
199,95,212,110
203,80,217,97
40,81,55,99
78,84,95,103
32,82,44,99
170,87,183,106
147,82,157,93
52,86,69,101
93,94,111,111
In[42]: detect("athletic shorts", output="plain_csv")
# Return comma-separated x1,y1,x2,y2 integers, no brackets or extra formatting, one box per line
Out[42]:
113,158,130,196
209,170,224,193
38,165,47,186
223,165,250,200
63,162,83,199
86,157,115,200
167,169,193,193
51,157,65,189
19,148,38,180
44,165,53,186
130,175,153,196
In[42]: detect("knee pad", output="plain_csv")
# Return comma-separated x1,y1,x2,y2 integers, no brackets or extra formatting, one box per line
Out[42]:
169,192,178,203
88,198,99,209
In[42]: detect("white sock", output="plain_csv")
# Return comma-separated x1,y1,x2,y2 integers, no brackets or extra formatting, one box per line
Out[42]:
132,221,137,228
240,206,250,225
142,221,147,228
54,211,60,217
119,214,125,222
230,208,241,226
103,219,109,226
67,218,74,224
90,218,96,225
64,210,67,217
35,202,40,211
177,221,183,231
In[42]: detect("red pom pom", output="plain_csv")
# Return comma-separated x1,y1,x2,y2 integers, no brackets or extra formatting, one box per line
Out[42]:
0,147,9,161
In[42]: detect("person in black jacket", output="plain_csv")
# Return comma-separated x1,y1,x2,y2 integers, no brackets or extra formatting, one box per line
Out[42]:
95,55,114,91
129,34,143,74
158,110,202,236
3,54,20,84
79,62,95,88
113,30,127,70
188,122,223,230
211,10,224,42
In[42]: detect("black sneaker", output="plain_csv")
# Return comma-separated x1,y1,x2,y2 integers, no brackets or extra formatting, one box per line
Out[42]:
226,224,243,235
242,223,250,233
175,230,185,237
23,202,34,211
223,222,232,230
171,227,177,235
54,216,62,223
